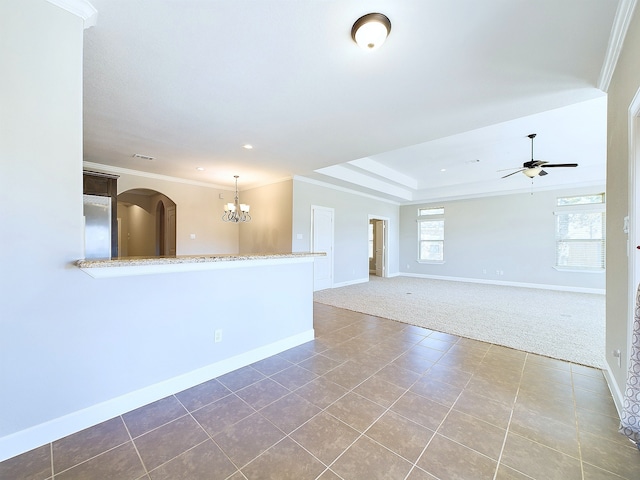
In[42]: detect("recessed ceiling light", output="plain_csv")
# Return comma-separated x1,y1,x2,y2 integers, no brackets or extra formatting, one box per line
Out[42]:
243,144,253,150
196,167,205,171
440,168,447,172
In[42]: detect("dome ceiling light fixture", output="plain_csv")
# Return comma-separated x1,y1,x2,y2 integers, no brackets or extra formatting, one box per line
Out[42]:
351,13,391,50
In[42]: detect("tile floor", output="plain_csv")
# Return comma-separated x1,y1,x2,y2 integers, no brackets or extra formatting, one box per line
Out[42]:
2,303,640,480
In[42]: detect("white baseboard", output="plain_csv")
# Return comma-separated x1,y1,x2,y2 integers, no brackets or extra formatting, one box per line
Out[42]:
332,277,370,288
400,273,605,295
603,359,625,418
0,329,314,463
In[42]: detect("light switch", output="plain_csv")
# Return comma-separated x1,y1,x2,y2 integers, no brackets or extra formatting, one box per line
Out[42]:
190,233,196,240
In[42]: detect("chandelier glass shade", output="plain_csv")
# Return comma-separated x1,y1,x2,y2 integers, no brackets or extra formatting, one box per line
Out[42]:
222,175,251,223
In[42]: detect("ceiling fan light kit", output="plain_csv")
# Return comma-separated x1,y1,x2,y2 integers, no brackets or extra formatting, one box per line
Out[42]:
523,166,542,178
500,133,578,179
351,13,391,50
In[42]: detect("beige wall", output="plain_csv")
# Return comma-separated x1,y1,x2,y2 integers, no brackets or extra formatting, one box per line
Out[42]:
606,8,640,395
118,191,177,256
124,204,155,256
87,167,241,255
88,167,294,256
239,180,293,254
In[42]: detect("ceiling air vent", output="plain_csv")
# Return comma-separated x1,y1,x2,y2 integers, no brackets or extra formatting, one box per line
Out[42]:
132,153,155,161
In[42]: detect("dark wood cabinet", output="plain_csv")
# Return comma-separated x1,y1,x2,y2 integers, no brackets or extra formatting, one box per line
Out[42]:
83,171,119,258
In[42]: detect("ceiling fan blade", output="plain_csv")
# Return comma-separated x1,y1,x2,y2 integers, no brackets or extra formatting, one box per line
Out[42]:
541,163,578,168
539,169,548,176
501,169,525,178
497,167,522,172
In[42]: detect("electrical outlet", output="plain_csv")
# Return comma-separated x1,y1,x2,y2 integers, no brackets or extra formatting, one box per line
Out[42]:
214,329,223,343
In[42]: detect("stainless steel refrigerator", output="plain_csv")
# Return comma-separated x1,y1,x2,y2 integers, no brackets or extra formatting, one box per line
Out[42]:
83,194,112,259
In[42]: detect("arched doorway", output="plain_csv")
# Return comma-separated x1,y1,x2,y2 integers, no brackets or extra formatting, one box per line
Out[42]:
117,189,177,257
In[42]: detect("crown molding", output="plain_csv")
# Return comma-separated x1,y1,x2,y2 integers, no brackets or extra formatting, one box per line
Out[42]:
294,175,401,205
598,0,637,92
402,181,607,206
46,0,97,29
84,162,295,191
83,162,230,190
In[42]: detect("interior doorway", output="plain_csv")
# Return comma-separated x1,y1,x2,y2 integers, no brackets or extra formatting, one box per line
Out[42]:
117,188,177,258
311,205,334,291
368,215,388,278
156,201,165,256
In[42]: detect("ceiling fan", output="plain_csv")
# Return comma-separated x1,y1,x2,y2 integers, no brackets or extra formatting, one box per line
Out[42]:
500,134,578,178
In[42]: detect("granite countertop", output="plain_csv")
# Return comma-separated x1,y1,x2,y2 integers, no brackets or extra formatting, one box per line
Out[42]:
76,252,325,269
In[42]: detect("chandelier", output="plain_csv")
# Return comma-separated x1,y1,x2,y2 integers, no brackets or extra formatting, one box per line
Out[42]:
222,175,251,223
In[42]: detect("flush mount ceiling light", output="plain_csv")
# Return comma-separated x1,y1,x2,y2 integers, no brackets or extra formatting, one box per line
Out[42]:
222,175,251,223
351,13,391,50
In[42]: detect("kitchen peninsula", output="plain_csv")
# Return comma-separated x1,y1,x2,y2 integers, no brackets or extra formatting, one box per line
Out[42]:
43,251,326,460
77,252,325,277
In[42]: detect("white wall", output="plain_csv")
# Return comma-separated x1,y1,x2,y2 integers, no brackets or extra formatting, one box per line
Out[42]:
399,187,606,291
292,178,400,285
0,1,313,461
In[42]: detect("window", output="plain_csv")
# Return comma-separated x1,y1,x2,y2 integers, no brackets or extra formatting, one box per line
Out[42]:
555,194,605,270
418,207,444,216
418,207,444,262
557,193,604,206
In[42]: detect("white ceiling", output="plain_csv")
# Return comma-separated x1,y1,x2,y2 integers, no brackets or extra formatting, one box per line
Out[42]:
82,0,620,203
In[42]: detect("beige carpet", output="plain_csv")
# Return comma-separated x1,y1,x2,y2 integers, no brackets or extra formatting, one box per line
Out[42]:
314,276,606,368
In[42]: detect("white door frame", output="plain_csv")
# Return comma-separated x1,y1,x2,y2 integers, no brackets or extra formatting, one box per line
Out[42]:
628,87,640,369
368,214,389,278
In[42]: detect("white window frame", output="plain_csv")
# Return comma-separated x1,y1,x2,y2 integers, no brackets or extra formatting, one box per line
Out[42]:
417,207,445,263
554,195,605,272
